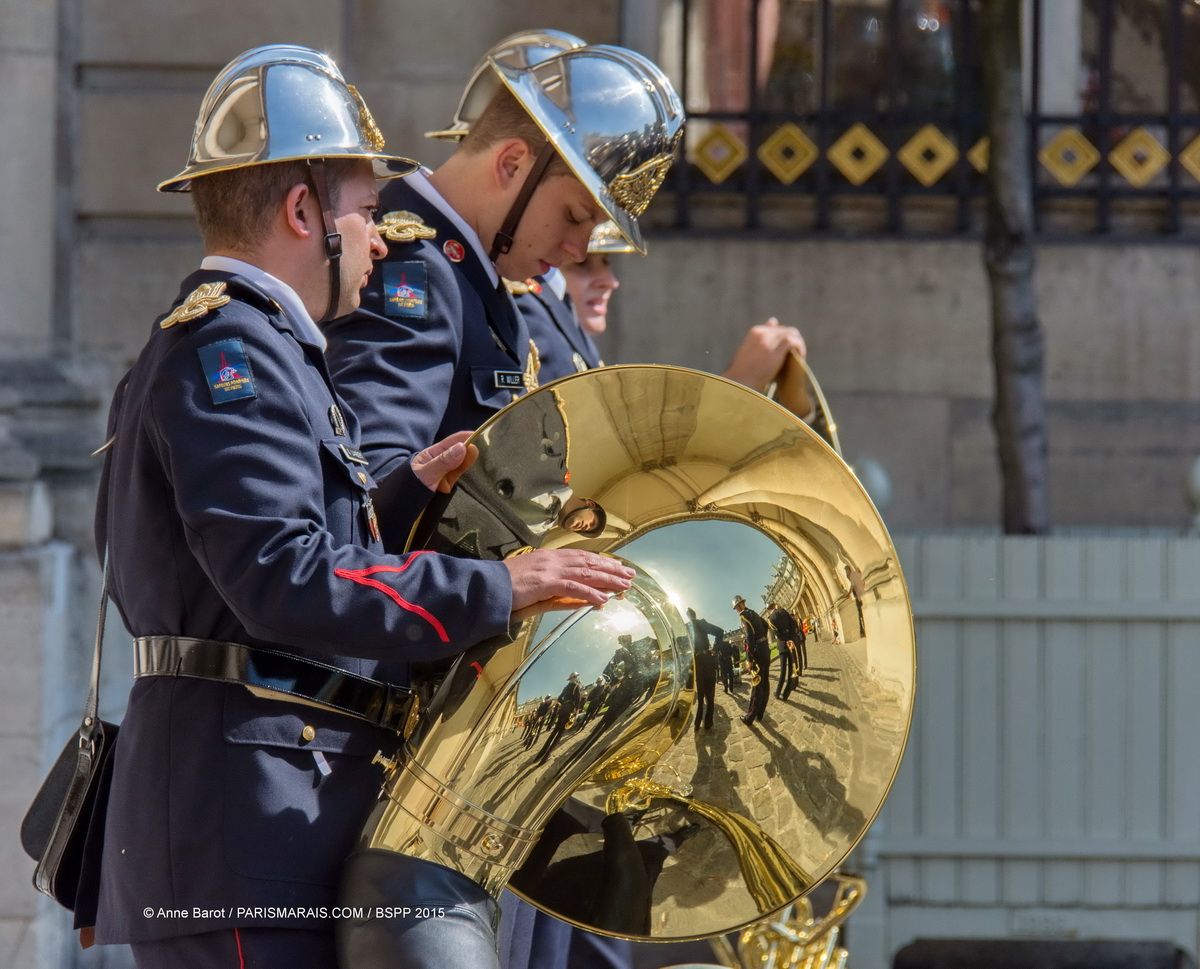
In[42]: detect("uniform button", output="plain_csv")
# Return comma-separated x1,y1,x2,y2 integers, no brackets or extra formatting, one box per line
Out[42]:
301,725,317,742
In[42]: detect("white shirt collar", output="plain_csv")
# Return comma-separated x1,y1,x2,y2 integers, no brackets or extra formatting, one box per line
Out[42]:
200,255,326,350
404,168,499,287
543,267,567,300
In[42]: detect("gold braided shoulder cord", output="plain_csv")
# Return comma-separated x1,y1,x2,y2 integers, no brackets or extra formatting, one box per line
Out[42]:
160,282,231,329
376,211,438,244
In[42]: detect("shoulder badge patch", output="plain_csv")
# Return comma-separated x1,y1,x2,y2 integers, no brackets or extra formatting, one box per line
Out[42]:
161,282,230,329
382,262,428,319
377,211,437,244
197,338,257,405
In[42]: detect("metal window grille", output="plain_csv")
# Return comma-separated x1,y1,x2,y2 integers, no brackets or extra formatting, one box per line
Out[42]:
649,0,1200,239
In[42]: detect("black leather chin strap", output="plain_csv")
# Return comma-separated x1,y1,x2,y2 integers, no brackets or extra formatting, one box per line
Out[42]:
308,158,343,324
488,142,558,263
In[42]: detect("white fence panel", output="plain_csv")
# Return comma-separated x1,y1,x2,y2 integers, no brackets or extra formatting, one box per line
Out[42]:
866,532,1200,969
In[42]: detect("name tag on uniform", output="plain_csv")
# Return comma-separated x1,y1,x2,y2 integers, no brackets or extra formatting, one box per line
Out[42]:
197,339,257,405
339,444,369,465
494,371,523,389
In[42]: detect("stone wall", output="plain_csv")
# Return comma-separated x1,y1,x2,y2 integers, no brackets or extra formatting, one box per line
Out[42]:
0,0,56,358
606,238,1200,530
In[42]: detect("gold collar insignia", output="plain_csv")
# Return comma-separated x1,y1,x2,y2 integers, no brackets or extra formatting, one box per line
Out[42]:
377,211,437,244
160,282,231,329
522,339,541,393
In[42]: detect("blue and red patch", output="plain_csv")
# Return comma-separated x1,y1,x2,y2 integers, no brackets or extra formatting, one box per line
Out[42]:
197,339,256,405
383,262,428,319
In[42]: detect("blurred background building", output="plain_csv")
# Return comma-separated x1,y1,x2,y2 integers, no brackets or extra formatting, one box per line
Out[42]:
3,1,1200,966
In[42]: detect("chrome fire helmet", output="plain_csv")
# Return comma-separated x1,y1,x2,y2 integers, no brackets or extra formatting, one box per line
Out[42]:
158,44,417,193
425,29,587,142
587,220,640,255
490,44,684,255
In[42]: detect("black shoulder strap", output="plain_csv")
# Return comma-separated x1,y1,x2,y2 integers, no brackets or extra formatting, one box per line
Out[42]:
83,554,109,731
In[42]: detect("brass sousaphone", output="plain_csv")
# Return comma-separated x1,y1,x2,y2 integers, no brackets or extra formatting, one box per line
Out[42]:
342,365,915,954
771,348,842,458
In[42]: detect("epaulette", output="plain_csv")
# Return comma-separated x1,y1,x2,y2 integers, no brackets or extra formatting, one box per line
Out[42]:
377,211,437,244
160,282,231,329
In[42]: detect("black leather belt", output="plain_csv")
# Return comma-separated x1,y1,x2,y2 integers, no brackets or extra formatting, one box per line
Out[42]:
134,636,419,738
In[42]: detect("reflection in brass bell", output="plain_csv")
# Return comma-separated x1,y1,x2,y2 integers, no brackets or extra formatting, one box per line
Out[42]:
362,365,914,943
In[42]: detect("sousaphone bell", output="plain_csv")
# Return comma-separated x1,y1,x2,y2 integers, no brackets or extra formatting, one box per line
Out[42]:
338,365,915,960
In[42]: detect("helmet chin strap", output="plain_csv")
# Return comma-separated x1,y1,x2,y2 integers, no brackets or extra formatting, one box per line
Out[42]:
307,159,343,324
488,142,559,264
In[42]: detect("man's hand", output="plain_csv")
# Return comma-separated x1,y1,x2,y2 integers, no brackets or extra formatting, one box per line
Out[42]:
504,549,636,622
412,430,478,493
721,317,806,393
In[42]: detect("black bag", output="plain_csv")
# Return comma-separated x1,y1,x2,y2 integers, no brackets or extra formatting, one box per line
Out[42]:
21,717,118,910
20,562,119,915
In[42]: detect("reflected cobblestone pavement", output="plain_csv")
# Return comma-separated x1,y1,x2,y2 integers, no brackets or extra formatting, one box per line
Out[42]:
642,634,909,935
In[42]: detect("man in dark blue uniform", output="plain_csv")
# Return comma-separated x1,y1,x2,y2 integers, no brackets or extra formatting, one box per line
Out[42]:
686,607,725,731
88,46,634,969
428,30,603,388
324,44,684,550
734,594,772,725
768,600,801,701
323,40,685,969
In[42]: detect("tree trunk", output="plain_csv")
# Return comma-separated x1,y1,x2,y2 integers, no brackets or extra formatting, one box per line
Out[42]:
979,0,1051,533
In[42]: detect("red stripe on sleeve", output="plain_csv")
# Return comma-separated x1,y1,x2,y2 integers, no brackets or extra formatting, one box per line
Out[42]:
334,551,450,643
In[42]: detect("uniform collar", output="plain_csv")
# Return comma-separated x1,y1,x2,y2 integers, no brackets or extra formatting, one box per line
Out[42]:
404,169,499,287
534,276,601,366
542,267,567,300
200,255,326,350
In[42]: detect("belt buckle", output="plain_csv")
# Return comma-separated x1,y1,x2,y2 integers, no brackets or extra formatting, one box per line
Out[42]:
384,684,421,739
403,694,421,740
